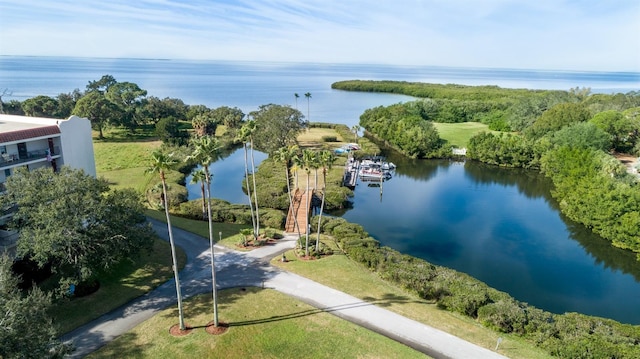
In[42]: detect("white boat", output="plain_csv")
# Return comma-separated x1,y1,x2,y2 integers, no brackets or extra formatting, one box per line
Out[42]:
359,168,392,180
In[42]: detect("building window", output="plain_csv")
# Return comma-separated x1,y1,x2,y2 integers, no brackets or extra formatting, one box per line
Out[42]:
0,146,5,154
4,169,10,177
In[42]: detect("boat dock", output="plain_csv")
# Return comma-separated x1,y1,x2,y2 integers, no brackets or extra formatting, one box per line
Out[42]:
342,157,359,188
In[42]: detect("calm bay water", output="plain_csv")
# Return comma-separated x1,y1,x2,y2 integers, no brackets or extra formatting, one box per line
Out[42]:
2,56,639,129
3,56,640,323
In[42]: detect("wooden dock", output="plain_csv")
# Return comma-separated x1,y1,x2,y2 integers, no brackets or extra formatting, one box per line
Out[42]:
285,188,312,234
342,158,359,188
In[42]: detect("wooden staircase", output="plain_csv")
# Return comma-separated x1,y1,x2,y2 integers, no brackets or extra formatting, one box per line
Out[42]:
285,188,312,234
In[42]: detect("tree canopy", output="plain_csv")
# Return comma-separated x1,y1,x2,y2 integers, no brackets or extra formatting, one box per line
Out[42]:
0,254,71,358
249,104,307,155
1,167,155,291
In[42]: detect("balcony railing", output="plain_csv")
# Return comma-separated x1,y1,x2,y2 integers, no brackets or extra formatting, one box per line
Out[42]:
0,146,60,167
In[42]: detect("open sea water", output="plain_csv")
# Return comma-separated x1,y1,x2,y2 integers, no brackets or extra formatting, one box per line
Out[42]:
1,56,638,128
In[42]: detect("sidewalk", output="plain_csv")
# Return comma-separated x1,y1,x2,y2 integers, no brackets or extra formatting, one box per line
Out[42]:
62,221,507,358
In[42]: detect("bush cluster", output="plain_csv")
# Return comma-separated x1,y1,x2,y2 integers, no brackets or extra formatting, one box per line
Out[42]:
177,199,285,228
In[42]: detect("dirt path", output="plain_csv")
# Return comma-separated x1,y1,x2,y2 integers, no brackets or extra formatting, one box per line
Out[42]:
615,153,639,176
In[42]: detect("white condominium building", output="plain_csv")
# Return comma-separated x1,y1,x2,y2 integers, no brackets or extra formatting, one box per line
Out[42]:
0,114,96,188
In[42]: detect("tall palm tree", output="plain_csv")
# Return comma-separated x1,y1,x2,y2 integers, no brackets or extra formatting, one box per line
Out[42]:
351,125,361,143
316,150,335,251
187,135,222,326
304,92,311,122
246,120,260,239
190,169,208,220
310,151,320,190
146,150,185,330
274,145,301,236
294,93,299,109
236,123,257,239
301,149,315,257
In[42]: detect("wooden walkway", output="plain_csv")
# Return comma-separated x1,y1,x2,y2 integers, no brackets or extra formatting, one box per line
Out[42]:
285,188,312,234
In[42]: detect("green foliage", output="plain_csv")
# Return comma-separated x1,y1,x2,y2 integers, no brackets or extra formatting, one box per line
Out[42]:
155,116,188,145
21,95,60,118
0,255,72,358
105,81,148,131
525,102,591,139
142,96,187,124
3,99,24,115
540,147,640,253
210,106,245,129
590,110,638,152
191,113,217,137
177,199,285,228
2,167,155,290
73,91,120,139
321,135,338,142
250,104,307,155
547,122,611,151
467,132,537,168
332,80,545,102
359,104,443,158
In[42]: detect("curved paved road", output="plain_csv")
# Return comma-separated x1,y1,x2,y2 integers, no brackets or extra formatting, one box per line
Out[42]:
62,219,507,359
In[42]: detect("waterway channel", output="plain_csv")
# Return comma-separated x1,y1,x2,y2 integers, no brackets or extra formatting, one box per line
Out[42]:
187,147,640,324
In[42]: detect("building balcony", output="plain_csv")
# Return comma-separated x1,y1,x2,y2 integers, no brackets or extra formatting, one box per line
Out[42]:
0,146,60,168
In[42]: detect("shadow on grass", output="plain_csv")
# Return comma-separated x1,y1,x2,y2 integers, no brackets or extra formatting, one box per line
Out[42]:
83,332,148,358
178,289,423,328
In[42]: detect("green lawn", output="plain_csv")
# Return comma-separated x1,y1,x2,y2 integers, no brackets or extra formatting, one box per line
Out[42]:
93,140,163,191
87,288,428,359
433,122,494,148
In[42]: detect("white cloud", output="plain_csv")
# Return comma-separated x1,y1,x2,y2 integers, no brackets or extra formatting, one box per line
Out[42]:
1,0,638,71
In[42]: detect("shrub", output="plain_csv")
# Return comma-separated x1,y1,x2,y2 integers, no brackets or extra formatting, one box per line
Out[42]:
260,209,286,229
322,135,338,142
477,300,528,334
435,274,492,317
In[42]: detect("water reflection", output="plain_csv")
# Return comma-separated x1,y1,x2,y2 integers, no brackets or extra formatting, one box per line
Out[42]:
185,146,268,205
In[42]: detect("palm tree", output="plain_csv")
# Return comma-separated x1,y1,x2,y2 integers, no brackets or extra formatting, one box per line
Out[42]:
274,145,301,236
146,150,185,330
351,125,361,143
191,114,209,136
294,93,299,109
304,92,311,122
316,150,335,252
187,135,222,326
190,169,208,220
246,120,260,239
310,151,320,190
301,149,315,257
236,123,257,239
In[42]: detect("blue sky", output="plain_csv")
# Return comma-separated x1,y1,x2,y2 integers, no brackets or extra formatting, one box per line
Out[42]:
1,0,639,71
